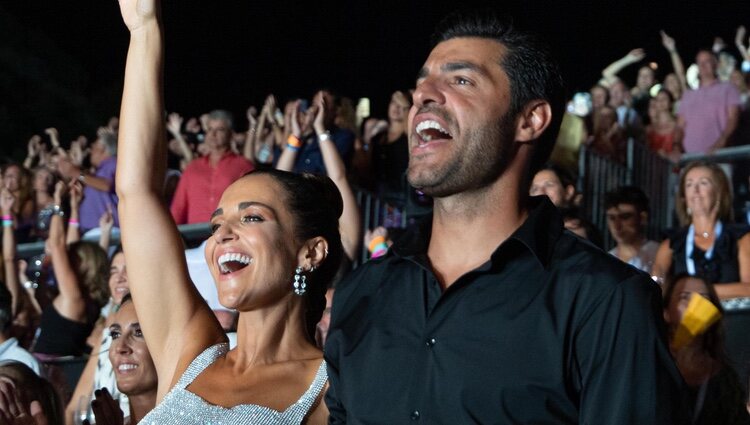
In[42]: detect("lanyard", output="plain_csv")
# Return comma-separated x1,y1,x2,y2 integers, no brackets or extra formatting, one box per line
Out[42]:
686,221,723,275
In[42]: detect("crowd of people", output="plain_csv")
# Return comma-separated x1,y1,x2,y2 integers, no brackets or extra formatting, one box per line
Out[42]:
0,1,749,423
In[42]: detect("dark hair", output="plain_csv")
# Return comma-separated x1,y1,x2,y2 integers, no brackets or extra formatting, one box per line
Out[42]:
0,361,64,424
537,163,575,188
604,186,650,214
655,88,674,106
662,273,728,365
561,206,603,248
0,284,11,332
432,10,566,175
248,169,344,342
116,293,133,312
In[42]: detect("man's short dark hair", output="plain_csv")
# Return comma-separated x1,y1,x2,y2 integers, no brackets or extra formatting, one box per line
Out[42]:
432,10,566,174
604,186,650,214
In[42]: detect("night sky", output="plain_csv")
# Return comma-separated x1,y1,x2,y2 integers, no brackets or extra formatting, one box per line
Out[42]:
2,0,750,158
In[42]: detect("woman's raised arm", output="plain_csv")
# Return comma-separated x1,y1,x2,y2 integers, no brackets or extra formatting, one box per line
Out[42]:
115,0,224,398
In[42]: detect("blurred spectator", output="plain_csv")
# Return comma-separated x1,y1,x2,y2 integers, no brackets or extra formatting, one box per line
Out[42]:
0,360,63,424
662,274,750,425
653,161,750,298
57,130,120,234
604,186,659,274
31,167,57,241
675,47,741,154
368,91,411,205
646,89,683,161
608,80,643,141
0,280,41,375
561,206,603,249
588,105,626,161
2,163,35,242
170,110,254,224
33,182,110,358
289,90,356,175
530,164,576,208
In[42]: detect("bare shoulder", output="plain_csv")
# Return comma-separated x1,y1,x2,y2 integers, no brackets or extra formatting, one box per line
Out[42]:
304,383,329,425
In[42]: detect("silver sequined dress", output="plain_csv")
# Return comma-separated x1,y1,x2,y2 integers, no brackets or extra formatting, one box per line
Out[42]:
140,343,328,424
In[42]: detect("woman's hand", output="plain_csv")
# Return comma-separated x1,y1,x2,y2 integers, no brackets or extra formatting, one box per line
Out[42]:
0,377,48,425
52,181,66,207
117,0,159,33
99,206,114,233
88,388,124,425
0,189,15,217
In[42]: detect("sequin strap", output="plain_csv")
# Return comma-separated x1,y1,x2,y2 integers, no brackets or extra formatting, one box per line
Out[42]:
174,343,230,390
282,361,328,422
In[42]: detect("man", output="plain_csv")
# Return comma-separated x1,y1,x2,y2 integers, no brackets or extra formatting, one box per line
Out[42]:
605,186,660,274
57,130,119,233
678,49,741,154
292,90,355,175
170,110,254,224
325,11,687,424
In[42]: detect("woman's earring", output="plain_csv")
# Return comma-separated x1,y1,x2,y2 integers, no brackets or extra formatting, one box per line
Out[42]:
293,266,306,296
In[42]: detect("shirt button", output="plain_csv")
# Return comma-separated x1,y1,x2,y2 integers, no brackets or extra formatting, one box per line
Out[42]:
305,159,311,164
425,338,436,347
410,410,420,420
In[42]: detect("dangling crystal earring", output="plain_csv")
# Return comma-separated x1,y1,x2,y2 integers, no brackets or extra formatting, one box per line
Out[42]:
293,266,307,296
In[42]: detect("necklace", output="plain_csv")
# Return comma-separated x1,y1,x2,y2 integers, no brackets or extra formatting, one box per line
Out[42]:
699,231,711,238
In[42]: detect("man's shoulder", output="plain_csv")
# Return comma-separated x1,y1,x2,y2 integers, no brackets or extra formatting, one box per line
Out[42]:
550,231,655,292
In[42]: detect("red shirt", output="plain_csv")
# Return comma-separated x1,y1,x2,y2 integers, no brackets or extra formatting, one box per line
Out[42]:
170,152,254,224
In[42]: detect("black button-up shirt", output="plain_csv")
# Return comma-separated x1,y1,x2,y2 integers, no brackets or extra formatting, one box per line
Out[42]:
325,197,688,424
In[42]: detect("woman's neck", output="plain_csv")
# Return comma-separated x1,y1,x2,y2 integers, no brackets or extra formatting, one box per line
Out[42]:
128,391,157,423
232,297,320,367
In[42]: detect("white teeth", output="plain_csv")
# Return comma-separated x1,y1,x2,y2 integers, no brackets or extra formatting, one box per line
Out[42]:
118,364,137,371
415,120,451,141
218,253,253,274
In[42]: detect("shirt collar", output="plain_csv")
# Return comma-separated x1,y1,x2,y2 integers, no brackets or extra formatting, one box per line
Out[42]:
392,196,563,269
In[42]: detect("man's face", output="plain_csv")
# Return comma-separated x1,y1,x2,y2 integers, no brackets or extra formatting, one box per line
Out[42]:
696,51,718,81
606,203,644,245
407,37,516,198
608,82,626,107
205,118,232,152
90,139,109,167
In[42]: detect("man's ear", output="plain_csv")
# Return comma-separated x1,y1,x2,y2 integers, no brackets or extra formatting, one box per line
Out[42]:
515,100,553,144
296,236,329,270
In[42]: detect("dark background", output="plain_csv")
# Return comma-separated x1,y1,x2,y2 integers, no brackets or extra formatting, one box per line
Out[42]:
2,0,750,159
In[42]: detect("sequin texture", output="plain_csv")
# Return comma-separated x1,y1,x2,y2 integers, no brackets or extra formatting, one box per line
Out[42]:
141,343,328,424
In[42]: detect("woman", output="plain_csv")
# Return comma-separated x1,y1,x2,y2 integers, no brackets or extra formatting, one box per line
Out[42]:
646,90,683,161
30,167,57,241
89,294,157,424
662,274,750,424
66,246,131,425
0,360,64,424
115,1,337,422
33,181,110,358
529,164,576,209
2,164,35,243
653,161,750,298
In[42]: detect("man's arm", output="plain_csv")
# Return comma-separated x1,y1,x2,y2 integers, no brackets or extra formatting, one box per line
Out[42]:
711,104,739,152
575,276,689,424
661,31,688,93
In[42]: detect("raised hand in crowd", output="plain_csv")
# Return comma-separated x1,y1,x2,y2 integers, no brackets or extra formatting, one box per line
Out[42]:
364,226,390,259
660,30,688,93
68,138,87,168
1,188,22,315
601,48,646,86
735,26,750,62
23,136,43,170
166,112,193,167
98,205,114,251
66,181,83,244
0,378,48,425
